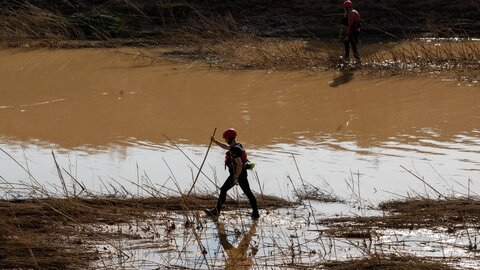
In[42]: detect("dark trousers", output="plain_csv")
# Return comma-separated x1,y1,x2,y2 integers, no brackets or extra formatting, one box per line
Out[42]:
216,170,259,214
344,32,360,60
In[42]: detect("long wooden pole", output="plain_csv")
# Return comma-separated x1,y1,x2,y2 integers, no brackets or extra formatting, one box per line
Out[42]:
186,128,217,197
162,132,220,190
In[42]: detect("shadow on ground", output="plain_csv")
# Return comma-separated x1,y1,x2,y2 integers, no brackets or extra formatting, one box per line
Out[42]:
330,69,355,87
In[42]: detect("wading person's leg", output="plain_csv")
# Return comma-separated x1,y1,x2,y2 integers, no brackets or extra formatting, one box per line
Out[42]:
216,176,234,214
238,174,259,219
344,38,351,60
351,33,360,60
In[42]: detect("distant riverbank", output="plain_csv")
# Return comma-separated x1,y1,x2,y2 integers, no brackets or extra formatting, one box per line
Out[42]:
1,0,479,46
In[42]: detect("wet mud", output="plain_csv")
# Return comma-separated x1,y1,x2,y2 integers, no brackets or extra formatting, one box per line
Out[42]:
1,195,479,269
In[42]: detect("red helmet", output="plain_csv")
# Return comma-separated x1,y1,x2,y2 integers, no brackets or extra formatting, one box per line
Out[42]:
343,0,352,8
222,128,237,140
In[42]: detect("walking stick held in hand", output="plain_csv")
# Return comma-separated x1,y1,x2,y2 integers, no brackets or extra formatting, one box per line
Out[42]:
186,128,217,197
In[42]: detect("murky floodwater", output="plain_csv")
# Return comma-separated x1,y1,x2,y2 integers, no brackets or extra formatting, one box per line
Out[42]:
0,48,479,202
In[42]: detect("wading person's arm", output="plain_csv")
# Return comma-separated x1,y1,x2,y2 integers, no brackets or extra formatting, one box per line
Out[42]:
211,136,230,150
233,157,242,185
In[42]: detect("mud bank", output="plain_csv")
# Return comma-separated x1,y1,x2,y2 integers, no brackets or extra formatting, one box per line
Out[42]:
1,195,478,269
0,194,291,269
1,0,479,43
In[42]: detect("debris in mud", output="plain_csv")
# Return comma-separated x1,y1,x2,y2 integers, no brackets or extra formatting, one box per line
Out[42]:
325,227,373,239
322,197,480,231
2,193,479,269
294,182,344,203
322,254,455,270
0,193,293,268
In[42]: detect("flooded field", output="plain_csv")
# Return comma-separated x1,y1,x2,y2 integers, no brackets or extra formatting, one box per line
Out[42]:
0,48,479,269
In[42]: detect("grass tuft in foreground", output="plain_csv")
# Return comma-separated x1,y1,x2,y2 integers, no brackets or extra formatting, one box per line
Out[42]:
323,254,455,270
0,193,293,269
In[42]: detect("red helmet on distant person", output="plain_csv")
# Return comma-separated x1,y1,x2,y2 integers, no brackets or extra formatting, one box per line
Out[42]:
343,0,352,8
222,128,237,140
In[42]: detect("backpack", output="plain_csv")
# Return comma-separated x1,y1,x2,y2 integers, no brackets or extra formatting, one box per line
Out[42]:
352,10,361,31
342,10,361,30
225,143,255,170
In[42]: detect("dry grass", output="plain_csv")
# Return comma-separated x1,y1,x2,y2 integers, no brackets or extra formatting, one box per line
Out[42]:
196,37,331,70
184,37,480,70
379,197,480,228
158,36,479,85
0,1,478,83
320,196,480,250
0,193,292,269
325,227,373,239
0,194,292,229
362,39,480,74
322,254,455,270
325,197,480,230
0,2,82,46
2,195,470,268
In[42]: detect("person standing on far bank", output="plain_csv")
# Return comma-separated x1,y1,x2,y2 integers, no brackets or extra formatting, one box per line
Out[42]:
342,0,361,63
205,128,260,220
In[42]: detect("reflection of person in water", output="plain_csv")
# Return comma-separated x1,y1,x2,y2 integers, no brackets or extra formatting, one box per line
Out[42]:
217,221,257,270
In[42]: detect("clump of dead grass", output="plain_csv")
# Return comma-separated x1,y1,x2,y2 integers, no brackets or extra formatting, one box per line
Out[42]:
0,192,293,269
321,196,480,243
0,193,292,233
379,197,480,228
161,36,479,84
195,37,331,70
322,254,455,270
325,227,373,239
362,39,480,75
293,180,344,203
0,2,82,46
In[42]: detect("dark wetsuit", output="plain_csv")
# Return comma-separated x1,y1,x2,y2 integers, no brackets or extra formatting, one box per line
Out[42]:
216,143,259,215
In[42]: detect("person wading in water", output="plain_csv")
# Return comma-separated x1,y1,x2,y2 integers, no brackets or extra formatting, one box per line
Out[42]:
342,0,361,63
205,128,260,220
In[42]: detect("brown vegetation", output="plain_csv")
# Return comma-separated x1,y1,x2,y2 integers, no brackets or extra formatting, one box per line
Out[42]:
323,197,480,231
323,254,455,270
0,0,478,83
165,37,480,72
0,194,292,269
320,196,480,253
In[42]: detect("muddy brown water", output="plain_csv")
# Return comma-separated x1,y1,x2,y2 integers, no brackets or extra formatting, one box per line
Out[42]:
0,48,479,201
